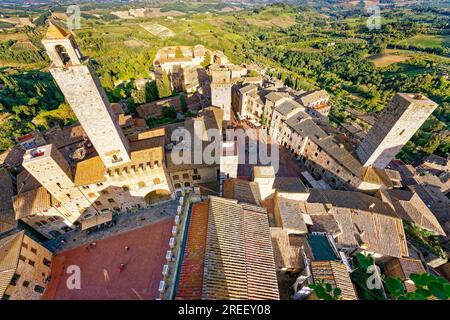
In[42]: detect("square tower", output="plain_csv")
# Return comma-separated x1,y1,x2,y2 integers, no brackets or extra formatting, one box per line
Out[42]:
42,23,130,168
356,93,438,169
22,145,96,218
210,66,232,122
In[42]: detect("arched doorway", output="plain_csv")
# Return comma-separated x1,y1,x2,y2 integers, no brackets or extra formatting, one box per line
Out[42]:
144,189,172,205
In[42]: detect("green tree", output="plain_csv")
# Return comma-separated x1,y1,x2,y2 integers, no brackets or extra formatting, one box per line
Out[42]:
180,94,188,113
156,70,172,99
385,273,450,300
201,51,211,69
175,46,183,59
309,280,342,300
131,86,146,105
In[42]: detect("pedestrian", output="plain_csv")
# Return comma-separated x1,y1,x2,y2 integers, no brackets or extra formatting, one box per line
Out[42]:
125,246,130,251
86,246,89,251
119,263,125,272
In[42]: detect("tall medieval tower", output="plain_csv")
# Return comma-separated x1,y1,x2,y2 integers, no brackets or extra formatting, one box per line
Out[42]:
22,145,97,222
210,66,232,122
42,22,130,168
356,93,438,169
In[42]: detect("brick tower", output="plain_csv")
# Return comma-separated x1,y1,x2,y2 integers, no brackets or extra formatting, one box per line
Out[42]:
42,22,130,168
356,93,438,169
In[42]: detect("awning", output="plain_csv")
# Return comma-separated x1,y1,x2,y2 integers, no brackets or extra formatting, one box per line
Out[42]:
81,212,113,231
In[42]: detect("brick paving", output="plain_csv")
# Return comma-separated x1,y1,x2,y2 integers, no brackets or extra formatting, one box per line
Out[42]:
46,199,178,253
43,218,173,300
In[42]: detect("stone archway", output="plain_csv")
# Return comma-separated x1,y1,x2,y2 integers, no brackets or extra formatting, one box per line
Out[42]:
144,189,172,205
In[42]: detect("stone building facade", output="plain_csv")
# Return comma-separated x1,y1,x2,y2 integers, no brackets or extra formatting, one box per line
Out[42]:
1,231,53,300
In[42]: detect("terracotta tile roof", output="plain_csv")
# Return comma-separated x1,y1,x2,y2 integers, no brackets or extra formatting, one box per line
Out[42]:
383,189,445,236
279,190,408,258
0,146,25,169
43,123,86,149
13,187,58,219
274,193,309,234
0,169,17,234
199,197,279,299
299,89,329,105
16,170,41,194
0,231,24,297
310,261,357,300
270,228,308,270
384,257,426,292
45,22,71,39
223,178,261,206
275,99,302,116
74,155,106,186
176,201,209,300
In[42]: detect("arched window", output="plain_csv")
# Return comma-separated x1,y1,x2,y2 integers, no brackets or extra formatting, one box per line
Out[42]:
175,183,181,189
55,45,71,65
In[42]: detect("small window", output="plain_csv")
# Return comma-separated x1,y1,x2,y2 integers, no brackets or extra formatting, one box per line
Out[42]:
22,281,30,288
22,243,28,249
193,169,198,174
10,273,20,286
174,183,181,189
30,247,37,254
19,255,26,262
28,260,35,267
34,285,45,294
108,198,115,203
97,182,103,187
122,186,129,191
173,175,179,181
43,258,51,267
101,190,109,195
95,201,102,206
182,173,189,179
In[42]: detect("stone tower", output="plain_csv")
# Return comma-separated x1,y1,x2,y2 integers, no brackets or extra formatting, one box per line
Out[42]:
210,66,232,122
22,145,97,220
42,22,130,168
356,93,438,169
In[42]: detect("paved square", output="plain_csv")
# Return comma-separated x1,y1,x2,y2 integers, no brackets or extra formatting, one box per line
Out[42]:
43,218,173,300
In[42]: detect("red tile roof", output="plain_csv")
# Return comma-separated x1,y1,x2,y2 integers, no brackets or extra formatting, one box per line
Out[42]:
176,201,209,300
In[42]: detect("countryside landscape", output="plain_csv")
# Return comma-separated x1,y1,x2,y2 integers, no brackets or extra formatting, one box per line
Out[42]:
0,0,449,306
1,1,448,164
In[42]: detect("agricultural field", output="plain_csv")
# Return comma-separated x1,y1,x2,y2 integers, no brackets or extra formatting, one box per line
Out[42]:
397,34,450,49
0,2,448,161
368,52,412,68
